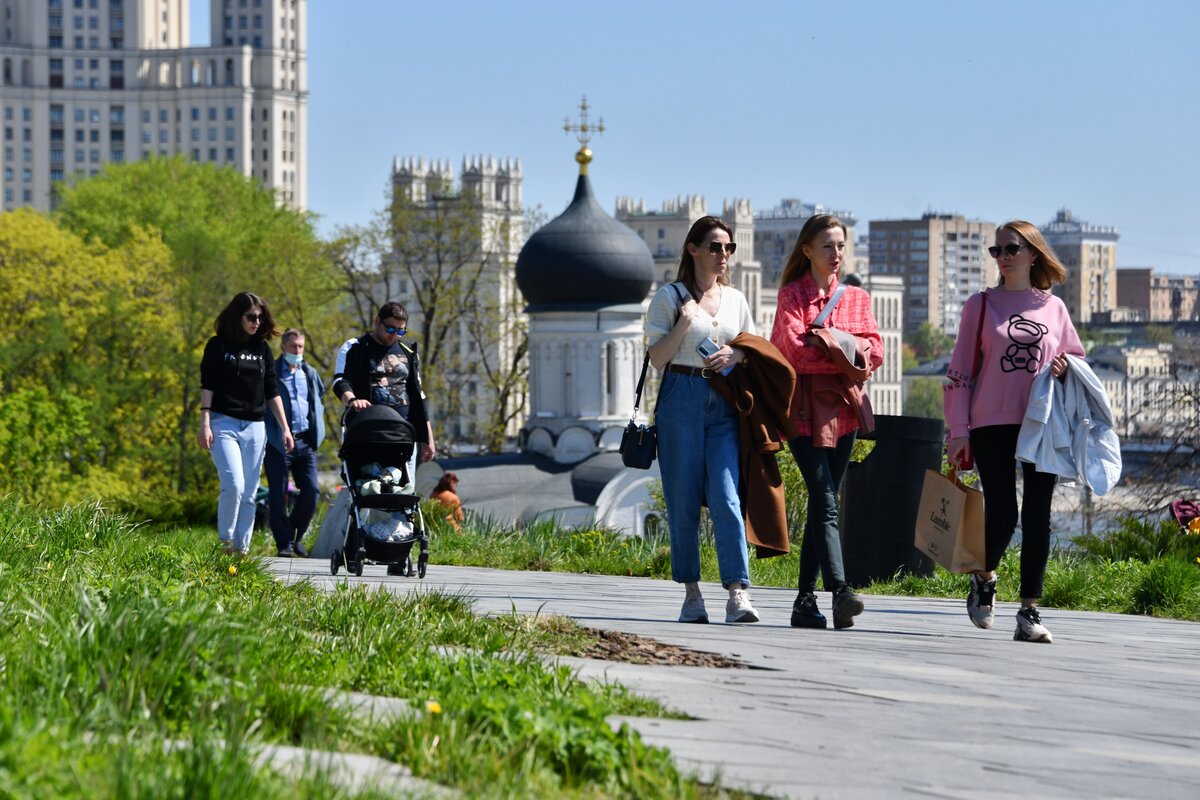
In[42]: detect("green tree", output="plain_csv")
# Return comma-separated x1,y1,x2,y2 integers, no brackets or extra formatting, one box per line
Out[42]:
901,343,919,373
903,377,945,420
0,209,178,503
56,158,340,492
909,321,955,361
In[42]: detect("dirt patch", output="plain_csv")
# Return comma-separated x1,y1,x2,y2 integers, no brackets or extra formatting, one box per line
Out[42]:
572,627,746,669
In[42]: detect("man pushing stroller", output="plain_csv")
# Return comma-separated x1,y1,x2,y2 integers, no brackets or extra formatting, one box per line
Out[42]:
333,301,437,469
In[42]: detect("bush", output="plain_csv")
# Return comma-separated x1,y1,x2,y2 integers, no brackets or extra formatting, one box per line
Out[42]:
1075,516,1200,563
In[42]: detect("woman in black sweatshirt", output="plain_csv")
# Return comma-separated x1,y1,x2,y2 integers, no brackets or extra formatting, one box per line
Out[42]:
197,292,294,555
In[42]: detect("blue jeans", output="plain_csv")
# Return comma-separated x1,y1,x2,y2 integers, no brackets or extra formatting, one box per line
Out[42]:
209,413,267,552
788,431,856,595
264,436,319,549
656,372,750,588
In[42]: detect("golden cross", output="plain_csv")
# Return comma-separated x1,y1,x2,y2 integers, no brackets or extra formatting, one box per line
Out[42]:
563,95,605,147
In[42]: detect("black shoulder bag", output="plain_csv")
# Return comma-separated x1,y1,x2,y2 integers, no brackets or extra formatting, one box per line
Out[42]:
619,353,657,469
620,284,688,469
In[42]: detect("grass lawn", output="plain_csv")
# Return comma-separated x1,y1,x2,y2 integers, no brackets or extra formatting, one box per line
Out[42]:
0,496,755,799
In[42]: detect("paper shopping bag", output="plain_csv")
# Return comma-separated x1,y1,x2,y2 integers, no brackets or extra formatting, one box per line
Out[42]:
913,468,985,573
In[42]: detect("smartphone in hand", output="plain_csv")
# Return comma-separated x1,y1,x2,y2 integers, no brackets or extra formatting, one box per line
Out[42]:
696,338,733,375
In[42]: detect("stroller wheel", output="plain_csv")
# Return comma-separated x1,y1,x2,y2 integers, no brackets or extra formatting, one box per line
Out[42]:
330,549,340,576
417,551,428,579
352,548,365,577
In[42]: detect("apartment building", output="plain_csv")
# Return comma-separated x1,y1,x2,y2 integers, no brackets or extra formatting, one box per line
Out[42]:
1040,208,1118,324
0,0,306,211
868,213,997,337
1117,267,1199,323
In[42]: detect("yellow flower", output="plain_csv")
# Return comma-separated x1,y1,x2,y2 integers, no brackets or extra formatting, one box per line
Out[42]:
425,700,442,715
1188,517,1200,534
228,565,237,575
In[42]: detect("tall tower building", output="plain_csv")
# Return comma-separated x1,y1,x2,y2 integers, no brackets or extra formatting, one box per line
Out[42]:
1040,208,1118,324
868,213,997,337
0,0,307,212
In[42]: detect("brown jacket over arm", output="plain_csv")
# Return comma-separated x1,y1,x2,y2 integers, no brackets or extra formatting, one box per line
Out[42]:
710,333,797,558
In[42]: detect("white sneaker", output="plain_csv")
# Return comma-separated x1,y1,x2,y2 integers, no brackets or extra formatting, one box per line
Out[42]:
725,587,760,624
1014,606,1053,644
679,594,709,624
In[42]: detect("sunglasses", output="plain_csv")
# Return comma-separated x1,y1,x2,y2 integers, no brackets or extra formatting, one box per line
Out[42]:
988,244,1026,258
704,241,737,256
383,324,407,336
244,313,263,323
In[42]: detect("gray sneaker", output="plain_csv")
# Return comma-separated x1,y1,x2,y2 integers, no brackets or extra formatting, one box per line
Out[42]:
967,574,997,629
678,594,709,624
725,588,760,624
1014,606,1053,643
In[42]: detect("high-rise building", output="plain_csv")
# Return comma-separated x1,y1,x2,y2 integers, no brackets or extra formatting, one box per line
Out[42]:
1041,208,1118,324
0,0,307,212
868,213,997,337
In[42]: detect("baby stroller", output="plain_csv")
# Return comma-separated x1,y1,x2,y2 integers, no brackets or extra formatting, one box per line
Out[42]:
331,404,429,578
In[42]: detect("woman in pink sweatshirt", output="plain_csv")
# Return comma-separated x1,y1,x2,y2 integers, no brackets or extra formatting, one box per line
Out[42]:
943,220,1084,644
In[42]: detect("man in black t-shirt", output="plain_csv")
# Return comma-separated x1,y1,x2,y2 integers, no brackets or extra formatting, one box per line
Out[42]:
332,302,436,463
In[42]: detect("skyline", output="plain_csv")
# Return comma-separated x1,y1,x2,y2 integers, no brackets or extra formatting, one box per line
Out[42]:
190,1,1200,274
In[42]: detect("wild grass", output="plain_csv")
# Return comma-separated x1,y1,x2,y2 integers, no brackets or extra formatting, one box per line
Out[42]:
0,495,744,799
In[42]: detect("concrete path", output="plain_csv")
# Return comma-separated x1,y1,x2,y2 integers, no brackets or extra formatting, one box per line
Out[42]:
270,559,1200,800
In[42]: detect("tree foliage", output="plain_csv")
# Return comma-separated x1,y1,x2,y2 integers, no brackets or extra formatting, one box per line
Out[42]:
54,158,342,495
0,208,178,504
909,321,955,362
903,377,945,421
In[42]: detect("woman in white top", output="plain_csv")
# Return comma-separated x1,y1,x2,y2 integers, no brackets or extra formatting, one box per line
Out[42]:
645,215,759,624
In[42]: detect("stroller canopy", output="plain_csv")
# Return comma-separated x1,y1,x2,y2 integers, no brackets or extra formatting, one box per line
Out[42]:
339,404,416,467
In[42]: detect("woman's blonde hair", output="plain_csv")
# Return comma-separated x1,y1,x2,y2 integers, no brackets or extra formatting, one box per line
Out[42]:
780,214,847,287
674,215,733,297
997,220,1068,289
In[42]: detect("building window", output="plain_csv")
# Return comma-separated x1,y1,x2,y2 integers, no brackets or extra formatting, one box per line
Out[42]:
208,107,216,121
226,147,235,161
225,106,235,121
225,126,234,140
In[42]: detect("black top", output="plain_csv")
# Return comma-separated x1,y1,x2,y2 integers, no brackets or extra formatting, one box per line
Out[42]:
515,173,654,311
332,334,430,443
200,336,279,421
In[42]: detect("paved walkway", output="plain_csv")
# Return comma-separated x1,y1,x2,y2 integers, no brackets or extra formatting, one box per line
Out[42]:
270,560,1200,799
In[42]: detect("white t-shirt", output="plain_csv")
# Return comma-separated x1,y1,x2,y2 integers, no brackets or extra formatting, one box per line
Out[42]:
645,282,756,369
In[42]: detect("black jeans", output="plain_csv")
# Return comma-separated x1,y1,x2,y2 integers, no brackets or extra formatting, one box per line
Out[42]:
970,425,1057,599
788,431,856,595
265,436,319,549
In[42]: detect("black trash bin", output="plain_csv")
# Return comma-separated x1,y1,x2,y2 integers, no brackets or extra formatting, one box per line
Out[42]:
838,415,944,587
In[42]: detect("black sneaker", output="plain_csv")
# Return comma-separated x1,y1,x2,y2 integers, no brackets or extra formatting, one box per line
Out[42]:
790,593,827,629
276,543,295,558
1014,606,1053,644
292,540,309,558
832,586,865,630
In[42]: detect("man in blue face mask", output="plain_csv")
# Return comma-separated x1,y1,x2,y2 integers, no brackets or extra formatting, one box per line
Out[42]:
265,328,326,557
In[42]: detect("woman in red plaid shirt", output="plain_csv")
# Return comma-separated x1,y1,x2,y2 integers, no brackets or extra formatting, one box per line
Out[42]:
770,214,884,630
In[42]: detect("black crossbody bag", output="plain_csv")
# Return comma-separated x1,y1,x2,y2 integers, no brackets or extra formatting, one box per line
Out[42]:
620,284,689,470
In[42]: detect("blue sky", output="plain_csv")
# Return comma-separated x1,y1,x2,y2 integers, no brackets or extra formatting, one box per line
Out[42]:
192,1,1200,274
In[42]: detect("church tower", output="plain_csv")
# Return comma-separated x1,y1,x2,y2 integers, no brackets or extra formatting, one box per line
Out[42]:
514,99,655,463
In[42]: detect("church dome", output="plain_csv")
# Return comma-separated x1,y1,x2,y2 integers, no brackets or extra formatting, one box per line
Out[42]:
516,172,655,312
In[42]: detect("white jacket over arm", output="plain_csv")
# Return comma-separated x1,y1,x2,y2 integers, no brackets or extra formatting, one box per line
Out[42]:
1016,354,1122,495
